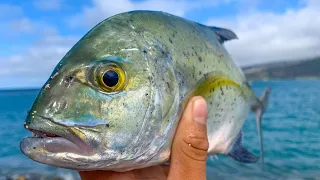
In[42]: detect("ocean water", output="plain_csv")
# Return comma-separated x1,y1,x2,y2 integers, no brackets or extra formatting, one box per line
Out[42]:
0,79,319,180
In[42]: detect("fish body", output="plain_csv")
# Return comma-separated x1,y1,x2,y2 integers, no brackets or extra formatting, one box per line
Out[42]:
20,11,270,171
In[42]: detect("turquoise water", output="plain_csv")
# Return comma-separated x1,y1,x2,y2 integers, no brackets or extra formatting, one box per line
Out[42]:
0,80,319,179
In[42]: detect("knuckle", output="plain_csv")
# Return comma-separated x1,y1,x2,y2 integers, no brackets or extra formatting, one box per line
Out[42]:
179,133,209,161
184,133,209,151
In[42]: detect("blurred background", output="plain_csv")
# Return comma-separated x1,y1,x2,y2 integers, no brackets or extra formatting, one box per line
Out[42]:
0,0,319,179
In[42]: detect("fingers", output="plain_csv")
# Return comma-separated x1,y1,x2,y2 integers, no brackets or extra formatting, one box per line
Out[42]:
79,166,168,180
168,96,209,180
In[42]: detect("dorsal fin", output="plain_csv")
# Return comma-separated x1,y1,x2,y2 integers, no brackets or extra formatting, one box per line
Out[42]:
209,26,238,43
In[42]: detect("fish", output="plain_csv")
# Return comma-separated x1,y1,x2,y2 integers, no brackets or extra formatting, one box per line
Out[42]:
20,10,271,172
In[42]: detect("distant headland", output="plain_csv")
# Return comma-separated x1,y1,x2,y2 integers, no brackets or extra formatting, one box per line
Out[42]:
242,56,320,81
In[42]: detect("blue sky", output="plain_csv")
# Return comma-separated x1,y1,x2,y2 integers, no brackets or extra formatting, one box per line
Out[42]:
1,0,320,88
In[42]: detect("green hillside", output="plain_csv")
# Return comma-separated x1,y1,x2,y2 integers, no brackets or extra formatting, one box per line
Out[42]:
242,57,320,81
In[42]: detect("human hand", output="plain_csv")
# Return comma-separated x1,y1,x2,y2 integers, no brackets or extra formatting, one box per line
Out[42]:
79,96,209,180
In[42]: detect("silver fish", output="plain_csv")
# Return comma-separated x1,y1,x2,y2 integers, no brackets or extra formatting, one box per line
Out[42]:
20,10,271,172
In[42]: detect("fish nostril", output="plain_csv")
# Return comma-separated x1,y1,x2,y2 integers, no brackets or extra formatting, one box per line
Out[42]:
65,75,74,83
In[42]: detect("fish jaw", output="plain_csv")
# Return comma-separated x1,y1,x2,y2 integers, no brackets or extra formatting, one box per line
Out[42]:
20,115,101,168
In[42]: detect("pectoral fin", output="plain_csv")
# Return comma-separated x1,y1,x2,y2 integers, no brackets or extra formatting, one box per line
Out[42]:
227,131,259,163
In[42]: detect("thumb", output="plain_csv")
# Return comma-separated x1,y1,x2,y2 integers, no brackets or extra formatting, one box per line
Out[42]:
168,96,209,180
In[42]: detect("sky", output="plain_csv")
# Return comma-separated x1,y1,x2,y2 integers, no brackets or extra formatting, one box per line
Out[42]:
1,0,320,89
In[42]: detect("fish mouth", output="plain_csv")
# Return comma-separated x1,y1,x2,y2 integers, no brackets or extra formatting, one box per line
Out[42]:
20,115,95,158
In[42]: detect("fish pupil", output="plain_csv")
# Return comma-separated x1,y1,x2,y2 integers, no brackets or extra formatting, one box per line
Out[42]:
103,70,119,87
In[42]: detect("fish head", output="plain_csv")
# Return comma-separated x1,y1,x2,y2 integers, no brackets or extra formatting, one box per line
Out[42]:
20,13,180,171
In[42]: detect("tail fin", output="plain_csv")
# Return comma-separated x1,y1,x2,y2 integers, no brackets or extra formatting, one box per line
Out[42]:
251,87,271,164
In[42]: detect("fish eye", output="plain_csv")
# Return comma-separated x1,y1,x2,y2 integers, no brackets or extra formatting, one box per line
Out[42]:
103,70,119,87
98,64,126,93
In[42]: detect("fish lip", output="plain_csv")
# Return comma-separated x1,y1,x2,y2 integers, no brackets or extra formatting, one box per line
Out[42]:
23,115,95,155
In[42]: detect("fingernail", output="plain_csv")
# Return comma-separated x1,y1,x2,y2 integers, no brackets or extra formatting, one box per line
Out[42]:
193,98,207,125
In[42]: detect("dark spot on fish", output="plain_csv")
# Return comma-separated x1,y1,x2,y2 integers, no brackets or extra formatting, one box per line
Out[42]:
143,50,147,54
161,51,165,56
166,82,170,89
210,102,213,105
220,87,224,95
148,76,153,82
204,73,208,79
198,56,202,62
33,147,36,149
106,124,110,128
145,93,148,96
169,38,173,43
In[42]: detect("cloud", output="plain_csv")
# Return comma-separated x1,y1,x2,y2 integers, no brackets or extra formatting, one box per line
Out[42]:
0,34,78,88
2,0,320,88
68,0,233,28
9,18,35,34
33,0,63,10
207,0,320,66
1,17,58,40
0,4,23,19
0,3,56,39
